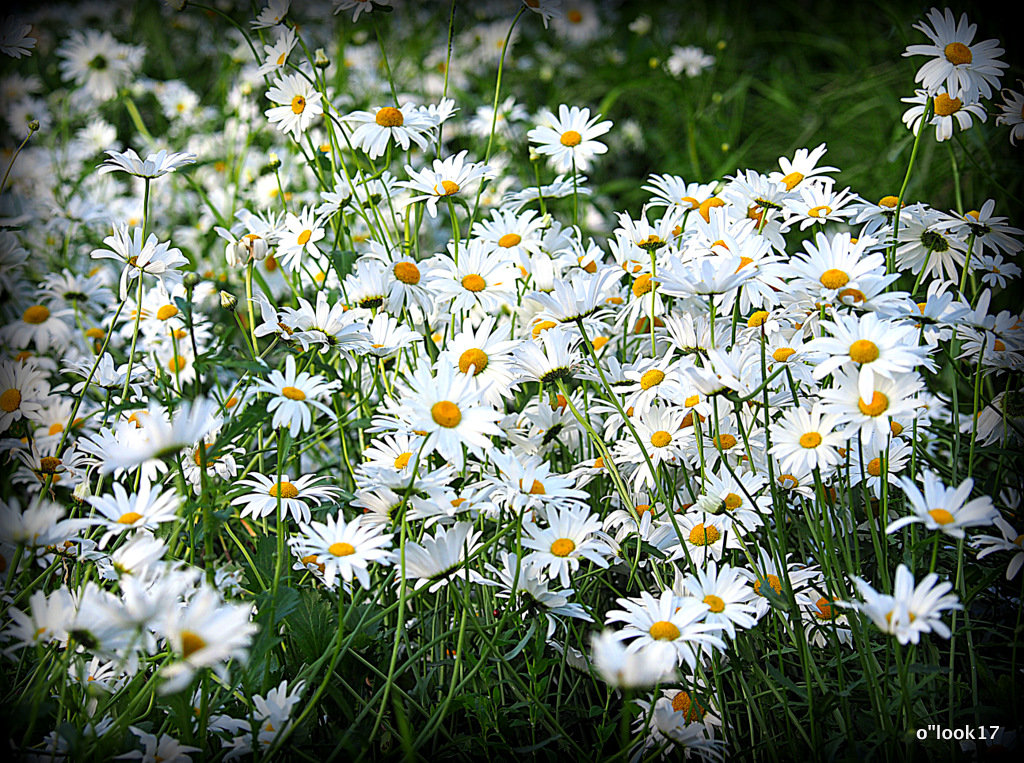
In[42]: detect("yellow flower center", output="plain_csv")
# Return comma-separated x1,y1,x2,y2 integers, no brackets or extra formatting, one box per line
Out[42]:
269,481,299,499
754,574,782,597
858,391,889,417
85,327,105,340
747,310,770,327
688,523,720,546
890,420,904,436
0,388,21,412
934,93,963,116
117,512,143,525
704,594,725,613
435,180,460,196
48,422,63,435
640,368,665,390
375,106,404,127
714,434,737,450
867,457,883,477
281,386,306,401
671,691,705,721
567,9,583,23
431,400,462,428
22,305,50,324
820,269,850,290
458,348,489,375
532,319,557,338
650,430,672,448
550,538,576,557
631,273,653,297
781,171,804,190
498,233,522,248
993,339,1006,352
181,630,205,658
297,229,312,246
167,355,187,373
394,452,412,469
814,597,834,619
649,620,680,640
943,42,973,66
698,197,725,223
849,339,879,364
560,130,582,147
157,304,179,321
808,205,832,218
928,508,955,525
329,542,356,557
461,274,486,292
393,261,421,285
291,95,306,114
799,432,823,448
724,493,743,510
521,479,546,495
773,347,795,362
838,288,865,303
39,457,61,474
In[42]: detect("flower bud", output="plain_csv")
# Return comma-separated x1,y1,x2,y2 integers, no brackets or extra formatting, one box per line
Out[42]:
220,291,238,312
314,48,330,69
183,272,201,288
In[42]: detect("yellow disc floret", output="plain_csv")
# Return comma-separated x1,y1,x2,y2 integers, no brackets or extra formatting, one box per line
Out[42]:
799,432,823,448
849,339,879,364
458,348,489,375
820,269,850,290
858,391,889,417
550,538,576,557
329,542,356,557
375,107,404,127
640,369,665,390
431,400,462,428
649,620,681,640
560,130,582,147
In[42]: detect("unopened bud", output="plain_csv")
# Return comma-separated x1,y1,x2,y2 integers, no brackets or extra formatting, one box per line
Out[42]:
314,48,330,69
28,120,40,133
220,291,238,311
183,272,201,288
268,152,281,169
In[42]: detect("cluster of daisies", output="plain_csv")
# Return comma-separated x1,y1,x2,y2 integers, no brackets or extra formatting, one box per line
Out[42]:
0,1,1021,760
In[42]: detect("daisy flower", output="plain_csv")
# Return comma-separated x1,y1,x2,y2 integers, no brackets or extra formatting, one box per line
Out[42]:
159,585,256,694
343,103,438,159
265,72,323,138
121,729,200,763
252,355,338,437
782,180,859,230
817,368,923,449
974,515,1024,580
427,238,518,314
2,302,73,353
290,513,393,590
901,89,986,142
841,564,960,645
521,505,613,587
395,361,503,470
768,142,838,191
252,0,290,29
99,148,196,178
590,630,677,689
486,552,592,638
513,325,583,385
97,398,219,476
805,311,932,402
441,316,520,406
333,0,392,22
995,84,1024,145
528,104,612,173
0,16,35,58
400,150,493,218
664,511,734,567
400,522,489,593
666,45,715,78
848,437,913,500
90,224,188,300
674,561,758,640
279,290,370,354
87,479,182,548
903,7,1007,103
769,404,848,476
886,470,997,539
276,206,326,272
255,26,297,76
231,472,340,524
605,590,726,669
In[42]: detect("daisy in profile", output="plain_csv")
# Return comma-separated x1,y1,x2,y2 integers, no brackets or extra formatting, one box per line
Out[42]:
265,72,323,138
252,0,290,29
278,290,370,354
606,590,726,669
290,513,393,590
769,404,848,476
231,472,340,524
401,522,489,593
995,84,1024,145
158,585,256,694
343,103,438,159
333,0,392,22
255,26,297,77
252,355,338,437
98,398,218,476
886,470,997,539
514,326,583,385
903,7,1007,103
98,148,196,179
974,514,1024,580
841,564,960,645
0,16,36,58
400,151,493,218
90,224,188,300
767,143,837,191
88,479,182,548
528,104,612,173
